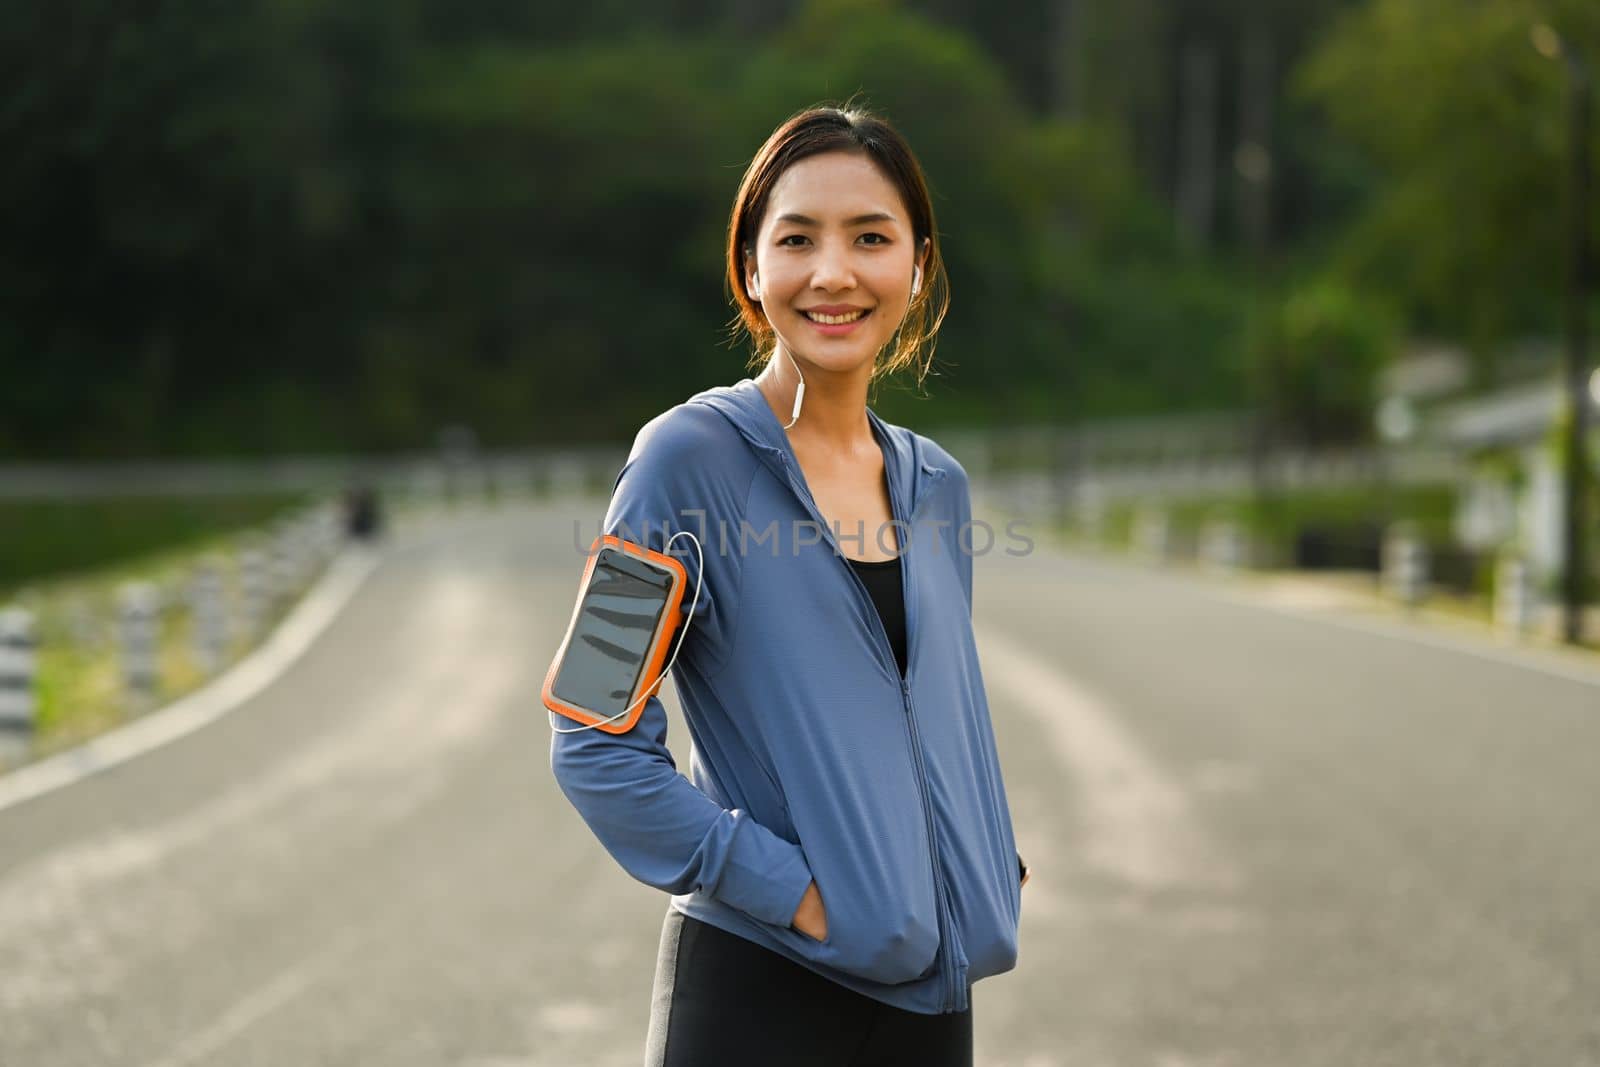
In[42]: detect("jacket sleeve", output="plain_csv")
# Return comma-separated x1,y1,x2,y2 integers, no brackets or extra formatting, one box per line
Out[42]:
548,406,815,929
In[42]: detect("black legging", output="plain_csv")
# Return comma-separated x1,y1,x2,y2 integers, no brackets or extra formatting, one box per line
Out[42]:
644,907,974,1067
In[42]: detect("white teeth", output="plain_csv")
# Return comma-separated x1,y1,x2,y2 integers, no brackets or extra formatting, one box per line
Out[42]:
804,309,866,325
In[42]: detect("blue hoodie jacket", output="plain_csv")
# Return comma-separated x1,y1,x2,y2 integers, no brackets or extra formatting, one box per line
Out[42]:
548,377,1020,1015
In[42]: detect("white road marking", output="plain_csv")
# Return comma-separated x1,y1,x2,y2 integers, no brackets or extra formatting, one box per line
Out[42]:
0,570,519,1015
976,626,1238,893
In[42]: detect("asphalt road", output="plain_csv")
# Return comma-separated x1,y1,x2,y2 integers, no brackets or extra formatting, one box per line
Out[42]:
1,500,1595,1067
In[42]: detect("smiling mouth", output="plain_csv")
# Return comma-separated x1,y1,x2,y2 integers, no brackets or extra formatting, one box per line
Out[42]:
801,309,871,325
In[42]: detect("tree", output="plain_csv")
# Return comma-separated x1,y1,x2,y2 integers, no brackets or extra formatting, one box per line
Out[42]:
1296,0,1600,381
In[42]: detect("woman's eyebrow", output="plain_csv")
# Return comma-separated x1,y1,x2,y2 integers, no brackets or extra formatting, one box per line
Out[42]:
775,212,898,227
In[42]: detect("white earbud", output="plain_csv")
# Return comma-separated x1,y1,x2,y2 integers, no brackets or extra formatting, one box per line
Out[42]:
911,266,922,296
750,274,762,301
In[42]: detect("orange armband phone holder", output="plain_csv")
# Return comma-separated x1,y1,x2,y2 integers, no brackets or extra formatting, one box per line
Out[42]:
543,532,699,735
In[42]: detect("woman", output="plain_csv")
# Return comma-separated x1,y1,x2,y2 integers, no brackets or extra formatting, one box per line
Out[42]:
549,102,1028,1067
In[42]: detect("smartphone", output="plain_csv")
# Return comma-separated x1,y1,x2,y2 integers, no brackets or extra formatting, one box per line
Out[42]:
544,536,687,734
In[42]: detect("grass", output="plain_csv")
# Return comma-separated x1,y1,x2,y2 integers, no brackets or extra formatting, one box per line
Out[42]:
0,493,310,599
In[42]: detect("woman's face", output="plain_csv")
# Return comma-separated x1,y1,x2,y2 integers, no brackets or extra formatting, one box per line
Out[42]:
746,150,926,378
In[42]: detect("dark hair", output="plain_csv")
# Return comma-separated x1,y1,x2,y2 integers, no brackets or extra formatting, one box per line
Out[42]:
724,99,949,389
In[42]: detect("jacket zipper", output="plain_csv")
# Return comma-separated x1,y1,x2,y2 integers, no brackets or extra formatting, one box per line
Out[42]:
777,450,957,1012
901,676,958,1011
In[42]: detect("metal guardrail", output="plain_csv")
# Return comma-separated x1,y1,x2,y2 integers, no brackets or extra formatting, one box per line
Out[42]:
0,447,630,500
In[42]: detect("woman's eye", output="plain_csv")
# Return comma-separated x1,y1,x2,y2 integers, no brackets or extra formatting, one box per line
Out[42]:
776,233,888,247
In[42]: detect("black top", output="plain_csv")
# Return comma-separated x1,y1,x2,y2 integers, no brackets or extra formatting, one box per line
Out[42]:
846,555,908,679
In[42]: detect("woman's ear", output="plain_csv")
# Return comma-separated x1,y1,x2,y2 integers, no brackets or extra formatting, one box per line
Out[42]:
912,237,931,295
743,251,760,301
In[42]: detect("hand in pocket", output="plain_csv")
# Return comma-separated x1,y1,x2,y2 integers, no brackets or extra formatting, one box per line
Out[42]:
791,879,829,942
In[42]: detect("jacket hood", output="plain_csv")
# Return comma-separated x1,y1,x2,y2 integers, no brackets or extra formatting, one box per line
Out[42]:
687,377,949,522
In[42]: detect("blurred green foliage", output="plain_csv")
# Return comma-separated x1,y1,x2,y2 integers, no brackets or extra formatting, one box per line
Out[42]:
0,0,1589,457
1296,0,1600,380
1241,279,1399,448
0,495,308,596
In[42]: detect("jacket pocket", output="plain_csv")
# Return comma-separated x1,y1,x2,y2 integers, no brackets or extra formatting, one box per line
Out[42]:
947,805,1021,985
812,877,941,984
759,776,943,985
763,882,941,985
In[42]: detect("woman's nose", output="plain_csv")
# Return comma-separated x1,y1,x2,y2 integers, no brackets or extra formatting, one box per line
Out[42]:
810,240,856,291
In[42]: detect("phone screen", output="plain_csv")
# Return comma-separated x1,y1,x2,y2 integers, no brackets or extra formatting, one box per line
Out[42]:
551,547,675,720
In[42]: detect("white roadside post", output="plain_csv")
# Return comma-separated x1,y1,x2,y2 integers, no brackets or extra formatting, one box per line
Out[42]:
0,607,37,768
270,520,300,606
1200,518,1247,573
1494,550,1538,636
120,582,162,709
1382,523,1428,608
190,558,230,675
313,502,341,565
1133,506,1172,564
288,514,312,589
240,547,270,642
